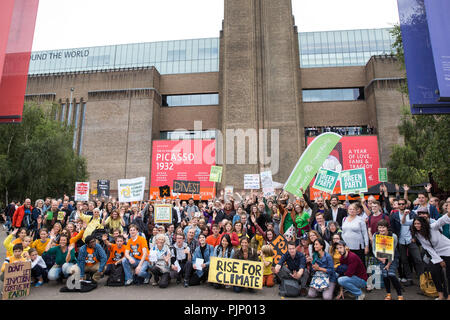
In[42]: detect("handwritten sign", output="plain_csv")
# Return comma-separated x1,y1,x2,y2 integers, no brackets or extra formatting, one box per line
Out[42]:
375,234,394,262
154,204,173,224
208,257,263,289
173,180,200,194
2,261,31,300
269,234,288,265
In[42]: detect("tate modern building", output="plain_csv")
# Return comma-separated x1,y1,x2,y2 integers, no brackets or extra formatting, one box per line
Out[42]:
25,0,406,197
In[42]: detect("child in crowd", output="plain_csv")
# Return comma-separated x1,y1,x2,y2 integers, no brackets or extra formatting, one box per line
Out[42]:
260,245,275,287
31,228,50,256
29,248,47,287
1,243,28,282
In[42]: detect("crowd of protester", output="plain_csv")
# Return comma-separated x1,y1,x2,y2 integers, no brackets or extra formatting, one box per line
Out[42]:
1,182,449,300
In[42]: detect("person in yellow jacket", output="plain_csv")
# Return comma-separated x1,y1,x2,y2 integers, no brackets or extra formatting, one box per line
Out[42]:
1,243,29,282
3,228,32,258
79,208,104,241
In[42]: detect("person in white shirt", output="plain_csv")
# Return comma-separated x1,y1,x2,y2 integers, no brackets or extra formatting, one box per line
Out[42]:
29,248,47,287
409,206,450,300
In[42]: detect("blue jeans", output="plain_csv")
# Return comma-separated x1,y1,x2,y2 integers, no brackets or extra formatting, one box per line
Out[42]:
122,258,149,281
337,276,367,297
48,263,75,281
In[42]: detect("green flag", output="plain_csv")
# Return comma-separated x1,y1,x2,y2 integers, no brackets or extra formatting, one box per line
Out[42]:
209,166,223,183
284,132,341,197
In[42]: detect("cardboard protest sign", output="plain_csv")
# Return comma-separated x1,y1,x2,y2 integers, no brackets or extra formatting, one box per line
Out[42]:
312,169,340,194
260,171,275,197
154,204,173,224
209,166,223,183
378,168,388,183
75,182,89,201
97,180,110,197
340,168,368,194
284,132,341,197
208,257,263,289
244,174,260,190
224,186,234,201
2,261,31,300
118,177,146,202
173,180,200,194
269,234,288,265
375,234,394,262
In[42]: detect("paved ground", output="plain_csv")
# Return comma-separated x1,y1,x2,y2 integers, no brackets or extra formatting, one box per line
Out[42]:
0,226,433,300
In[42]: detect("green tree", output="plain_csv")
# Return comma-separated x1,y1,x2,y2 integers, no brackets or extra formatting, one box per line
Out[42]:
0,102,88,205
387,26,450,191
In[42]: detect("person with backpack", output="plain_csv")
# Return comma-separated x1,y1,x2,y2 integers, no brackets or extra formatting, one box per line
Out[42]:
410,208,450,300
274,240,309,296
372,220,404,300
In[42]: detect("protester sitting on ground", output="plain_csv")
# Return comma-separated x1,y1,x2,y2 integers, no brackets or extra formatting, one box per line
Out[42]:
1,243,28,282
232,237,259,293
274,240,309,296
147,233,172,288
190,233,214,286
410,208,450,301
44,234,77,282
170,233,192,287
123,224,149,286
31,228,50,256
307,230,330,260
335,240,368,300
212,234,235,289
307,238,336,300
260,244,275,288
29,248,47,287
77,235,108,281
105,234,127,275
372,220,403,300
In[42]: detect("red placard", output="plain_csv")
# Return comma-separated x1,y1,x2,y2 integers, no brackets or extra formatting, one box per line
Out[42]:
150,140,216,200
307,136,381,200
0,0,40,123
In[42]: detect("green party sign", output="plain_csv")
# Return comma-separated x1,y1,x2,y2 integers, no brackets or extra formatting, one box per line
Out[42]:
209,166,223,183
340,168,368,194
284,132,341,198
312,169,340,194
378,168,388,183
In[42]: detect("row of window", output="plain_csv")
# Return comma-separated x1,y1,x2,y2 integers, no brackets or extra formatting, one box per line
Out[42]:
29,28,394,74
302,88,364,102
56,103,86,155
305,126,376,137
160,130,217,140
162,93,219,107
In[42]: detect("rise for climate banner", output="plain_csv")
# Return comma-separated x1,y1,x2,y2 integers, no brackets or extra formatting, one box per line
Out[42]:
150,140,216,200
307,135,381,200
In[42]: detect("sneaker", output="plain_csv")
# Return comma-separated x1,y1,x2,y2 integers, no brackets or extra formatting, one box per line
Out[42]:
92,272,101,282
400,278,408,283
143,277,150,285
151,278,158,286
357,293,366,300
176,279,181,285
34,281,44,287
384,293,392,300
125,279,133,286
183,280,189,288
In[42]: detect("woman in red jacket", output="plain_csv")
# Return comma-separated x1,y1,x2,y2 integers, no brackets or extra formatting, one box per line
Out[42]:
219,221,239,248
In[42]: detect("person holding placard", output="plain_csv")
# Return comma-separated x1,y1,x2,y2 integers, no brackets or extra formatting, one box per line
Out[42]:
232,237,259,293
0,243,28,282
190,233,214,286
372,220,403,300
123,224,149,286
212,234,235,289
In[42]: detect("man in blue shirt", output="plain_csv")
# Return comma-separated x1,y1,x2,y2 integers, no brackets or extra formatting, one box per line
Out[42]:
274,241,309,296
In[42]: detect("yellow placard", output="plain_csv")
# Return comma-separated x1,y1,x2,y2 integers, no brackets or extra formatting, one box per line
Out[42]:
207,257,264,289
375,234,394,260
